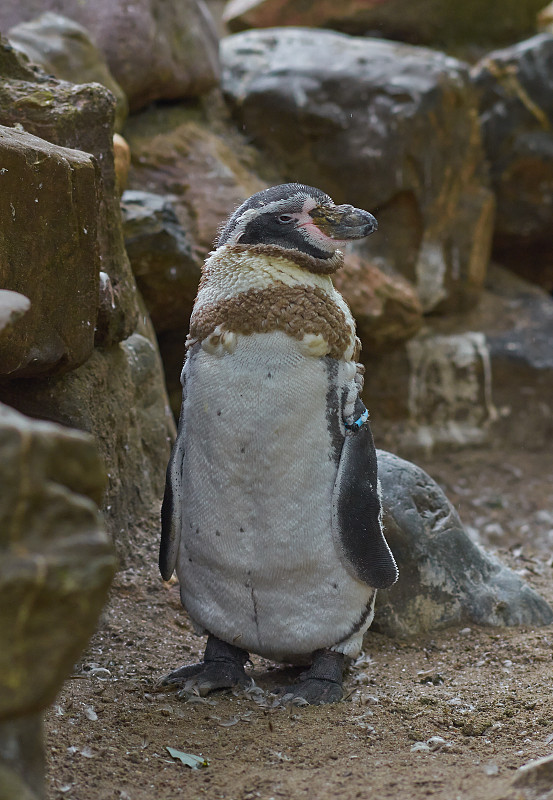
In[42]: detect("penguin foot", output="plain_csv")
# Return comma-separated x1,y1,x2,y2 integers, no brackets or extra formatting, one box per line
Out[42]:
158,635,250,697
276,649,345,706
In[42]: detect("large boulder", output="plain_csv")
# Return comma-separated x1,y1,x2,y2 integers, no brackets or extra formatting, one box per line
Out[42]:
477,265,553,449
8,12,128,131
0,402,116,799
0,0,220,112
0,126,100,378
221,28,495,313
124,103,268,375
120,190,201,334
333,253,423,352
0,327,175,557
125,104,267,258
472,34,553,291
363,264,553,452
223,0,546,49
375,450,553,637
0,35,138,346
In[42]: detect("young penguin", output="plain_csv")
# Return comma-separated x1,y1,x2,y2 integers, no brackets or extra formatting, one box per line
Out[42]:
159,183,398,704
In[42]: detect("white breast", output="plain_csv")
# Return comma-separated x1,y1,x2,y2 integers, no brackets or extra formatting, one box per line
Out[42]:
175,331,375,662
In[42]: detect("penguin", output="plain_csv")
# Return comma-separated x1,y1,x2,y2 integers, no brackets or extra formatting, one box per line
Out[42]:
159,183,398,704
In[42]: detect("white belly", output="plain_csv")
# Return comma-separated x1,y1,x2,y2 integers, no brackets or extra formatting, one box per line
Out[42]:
176,331,374,662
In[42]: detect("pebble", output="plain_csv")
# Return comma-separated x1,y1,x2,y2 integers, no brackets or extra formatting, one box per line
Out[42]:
484,762,499,776
411,742,431,752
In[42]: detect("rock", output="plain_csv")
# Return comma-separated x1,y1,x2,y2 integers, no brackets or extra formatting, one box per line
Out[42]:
513,754,553,790
0,290,30,337
223,0,546,49
0,35,138,346
361,263,553,452
0,126,99,378
333,253,423,352
0,717,43,800
7,12,128,131
156,328,190,418
0,329,175,558
483,265,553,449
121,191,201,333
0,0,221,113
360,329,497,452
374,449,553,637
125,104,267,259
221,28,495,312
0,402,115,717
472,34,553,291
404,330,497,450
0,402,116,799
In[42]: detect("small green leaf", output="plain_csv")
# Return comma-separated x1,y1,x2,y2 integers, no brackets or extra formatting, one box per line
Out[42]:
166,746,209,769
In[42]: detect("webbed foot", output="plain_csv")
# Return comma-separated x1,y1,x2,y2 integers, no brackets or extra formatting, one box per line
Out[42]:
276,649,344,705
158,635,250,697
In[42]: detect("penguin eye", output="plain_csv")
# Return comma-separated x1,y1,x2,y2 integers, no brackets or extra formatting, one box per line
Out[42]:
278,214,294,224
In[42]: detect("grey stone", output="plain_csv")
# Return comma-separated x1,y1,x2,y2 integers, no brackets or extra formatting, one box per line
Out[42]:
0,126,99,378
362,264,553,452
8,12,128,131
484,266,553,449
121,191,201,333
513,753,553,790
223,0,546,51
221,28,495,313
0,329,175,559
374,449,553,637
0,716,43,800
0,35,138,347
0,402,116,799
0,0,220,113
472,34,553,291
0,402,116,718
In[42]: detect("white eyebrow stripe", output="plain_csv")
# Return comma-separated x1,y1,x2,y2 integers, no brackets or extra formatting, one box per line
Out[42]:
228,193,317,242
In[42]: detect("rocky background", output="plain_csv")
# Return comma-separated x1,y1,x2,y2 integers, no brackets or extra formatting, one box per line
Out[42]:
1,1,553,797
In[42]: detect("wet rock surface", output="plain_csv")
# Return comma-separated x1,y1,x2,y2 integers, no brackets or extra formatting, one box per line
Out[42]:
125,104,267,258
333,254,423,352
222,0,546,50
121,191,201,333
0,0,221,112
0,332,175,558
0,125,99,378
221,28,494,312
0,34,138,346
472,34,553,290
375,450,553,637
0,402,116,799
7,12,128,131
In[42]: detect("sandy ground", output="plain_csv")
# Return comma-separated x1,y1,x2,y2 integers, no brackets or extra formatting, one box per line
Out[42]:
45,446,553,800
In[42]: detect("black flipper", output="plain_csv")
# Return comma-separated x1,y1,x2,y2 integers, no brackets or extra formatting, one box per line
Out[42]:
159,370,188,581
332,401,398,589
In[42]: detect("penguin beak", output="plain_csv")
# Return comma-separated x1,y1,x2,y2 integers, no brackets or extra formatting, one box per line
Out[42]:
309,204,378,240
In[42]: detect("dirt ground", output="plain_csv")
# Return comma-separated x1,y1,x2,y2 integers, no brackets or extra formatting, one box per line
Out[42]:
45,446,553,800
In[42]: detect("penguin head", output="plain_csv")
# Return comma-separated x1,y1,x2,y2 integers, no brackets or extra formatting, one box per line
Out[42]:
217,184,377,269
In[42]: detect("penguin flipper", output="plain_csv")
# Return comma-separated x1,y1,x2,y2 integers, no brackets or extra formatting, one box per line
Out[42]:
332,412,398,590
159,390,186,581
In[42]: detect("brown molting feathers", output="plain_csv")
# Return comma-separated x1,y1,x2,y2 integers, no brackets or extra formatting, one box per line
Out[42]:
190,283,354,360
